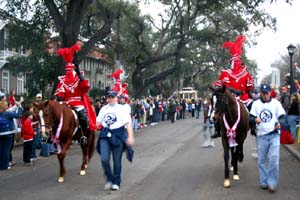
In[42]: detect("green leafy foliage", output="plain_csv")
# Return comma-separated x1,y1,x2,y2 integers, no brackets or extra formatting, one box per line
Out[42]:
2,0,286,98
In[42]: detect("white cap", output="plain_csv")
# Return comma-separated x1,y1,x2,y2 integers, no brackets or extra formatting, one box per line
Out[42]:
36,93,42,98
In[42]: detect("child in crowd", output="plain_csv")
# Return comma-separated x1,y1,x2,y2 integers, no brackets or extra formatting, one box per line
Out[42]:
21,111,38,165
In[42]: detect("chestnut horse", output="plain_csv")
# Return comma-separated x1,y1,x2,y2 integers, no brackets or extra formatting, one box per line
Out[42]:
33,100,95,183
209,85,249,188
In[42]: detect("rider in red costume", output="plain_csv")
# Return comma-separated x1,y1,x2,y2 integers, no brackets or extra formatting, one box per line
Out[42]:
55,44,96,144
212,36,255,138
110,68,129,103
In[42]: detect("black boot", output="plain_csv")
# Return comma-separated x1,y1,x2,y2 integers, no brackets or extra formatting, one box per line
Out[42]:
77,109,89,144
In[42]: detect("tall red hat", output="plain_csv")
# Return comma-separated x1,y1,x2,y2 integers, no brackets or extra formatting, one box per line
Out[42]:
222,35,246,62
110,68,130,102
57,44,81,70
110,68,124,83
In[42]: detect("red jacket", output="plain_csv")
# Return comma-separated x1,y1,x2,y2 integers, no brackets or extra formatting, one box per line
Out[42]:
21,119,35,141
55,75,89,107
7,95,15,107
214,68,254,102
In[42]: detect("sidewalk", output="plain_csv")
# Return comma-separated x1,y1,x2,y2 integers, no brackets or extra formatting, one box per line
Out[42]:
283,143,300,162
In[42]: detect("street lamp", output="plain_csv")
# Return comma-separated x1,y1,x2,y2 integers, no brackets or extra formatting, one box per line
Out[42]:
287,44,296,96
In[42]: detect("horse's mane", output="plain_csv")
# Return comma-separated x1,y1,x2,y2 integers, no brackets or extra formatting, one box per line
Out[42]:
47,100,65,121
224,89,237,105
214,86,239,124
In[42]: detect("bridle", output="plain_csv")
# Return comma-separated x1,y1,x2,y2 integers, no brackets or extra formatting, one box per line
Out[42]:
210,92,228,122
39,103,55,142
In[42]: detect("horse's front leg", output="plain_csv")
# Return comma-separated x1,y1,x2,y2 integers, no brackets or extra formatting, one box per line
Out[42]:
223,142,231,188
238,142,244,162
230,147,234,171
57,138,72,183
232,146,240,181
80,142,88,176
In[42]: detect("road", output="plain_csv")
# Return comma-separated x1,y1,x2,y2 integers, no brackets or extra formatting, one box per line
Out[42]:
1,117,299,200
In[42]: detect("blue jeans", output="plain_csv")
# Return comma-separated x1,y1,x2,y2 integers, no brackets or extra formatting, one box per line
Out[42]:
31,128,41,158
133,118,138,132
256,132,280,188
195,110,199,119
100,138,124,186
0,134,13,170
287,115,298,139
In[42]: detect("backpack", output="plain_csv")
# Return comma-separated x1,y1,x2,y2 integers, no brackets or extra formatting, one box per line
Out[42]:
0,115,9,132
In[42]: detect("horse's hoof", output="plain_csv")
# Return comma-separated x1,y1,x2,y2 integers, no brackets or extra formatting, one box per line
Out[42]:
230,166,234,171
224,179,231,188
233,175,240,180
80,170,86,176
58,177,64,183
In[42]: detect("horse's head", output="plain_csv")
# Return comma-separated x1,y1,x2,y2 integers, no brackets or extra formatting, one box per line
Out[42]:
32,100,55,140
209,85,232,122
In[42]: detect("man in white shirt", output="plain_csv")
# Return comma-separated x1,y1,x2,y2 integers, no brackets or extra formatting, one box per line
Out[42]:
250,83,285,192
96,90,134,191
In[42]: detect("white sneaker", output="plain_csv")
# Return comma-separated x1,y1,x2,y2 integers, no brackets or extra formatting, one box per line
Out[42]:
201,141,210,147
111,184,120,190
104,182,112,190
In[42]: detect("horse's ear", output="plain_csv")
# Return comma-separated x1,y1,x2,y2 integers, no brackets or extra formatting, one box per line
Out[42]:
222,84,227,93
32,102,39,108
208,85,215,92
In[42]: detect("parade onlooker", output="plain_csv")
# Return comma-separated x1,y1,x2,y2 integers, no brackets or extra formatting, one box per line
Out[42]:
168,99,176,123
191,100,195,117
180,99,186,119
161,99,167,121
287,94,299,140
280,86,290,112
250,83,286,192
0,101,23,170
270,84,277,99
31,93,43,159
195,100,201,119
22,111,38,165
96,90,135,191
134,103,144,131
202,100,215,147
7,95,24,168
7,90,16,107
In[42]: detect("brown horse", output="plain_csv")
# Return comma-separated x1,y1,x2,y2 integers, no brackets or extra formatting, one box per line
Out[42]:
33,100,95,183
209,85,249,188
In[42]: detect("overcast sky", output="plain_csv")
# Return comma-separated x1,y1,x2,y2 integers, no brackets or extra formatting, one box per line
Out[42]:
247,1,300,82
140,1,300,83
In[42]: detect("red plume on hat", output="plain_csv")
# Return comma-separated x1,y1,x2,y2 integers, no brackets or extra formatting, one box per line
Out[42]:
222,35,246,61
110,68,130,102
110,68,124,83
57,44,81,70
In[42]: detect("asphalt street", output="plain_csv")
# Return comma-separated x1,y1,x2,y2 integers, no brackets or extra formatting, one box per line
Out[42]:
0,117,300,200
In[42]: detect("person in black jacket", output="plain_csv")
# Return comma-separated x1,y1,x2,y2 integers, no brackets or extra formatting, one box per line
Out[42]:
287,94,299,139
168,99,176,123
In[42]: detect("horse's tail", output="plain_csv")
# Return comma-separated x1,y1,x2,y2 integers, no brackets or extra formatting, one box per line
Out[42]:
88,130,95,161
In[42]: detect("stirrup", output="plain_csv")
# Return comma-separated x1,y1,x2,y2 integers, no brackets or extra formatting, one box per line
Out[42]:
80,136,87,145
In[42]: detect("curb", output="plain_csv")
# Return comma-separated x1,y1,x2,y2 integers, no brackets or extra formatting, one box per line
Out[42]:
282,144,300,162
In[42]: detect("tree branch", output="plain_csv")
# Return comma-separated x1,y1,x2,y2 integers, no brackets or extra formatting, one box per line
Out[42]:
144,67,176,86
44,0,65,33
